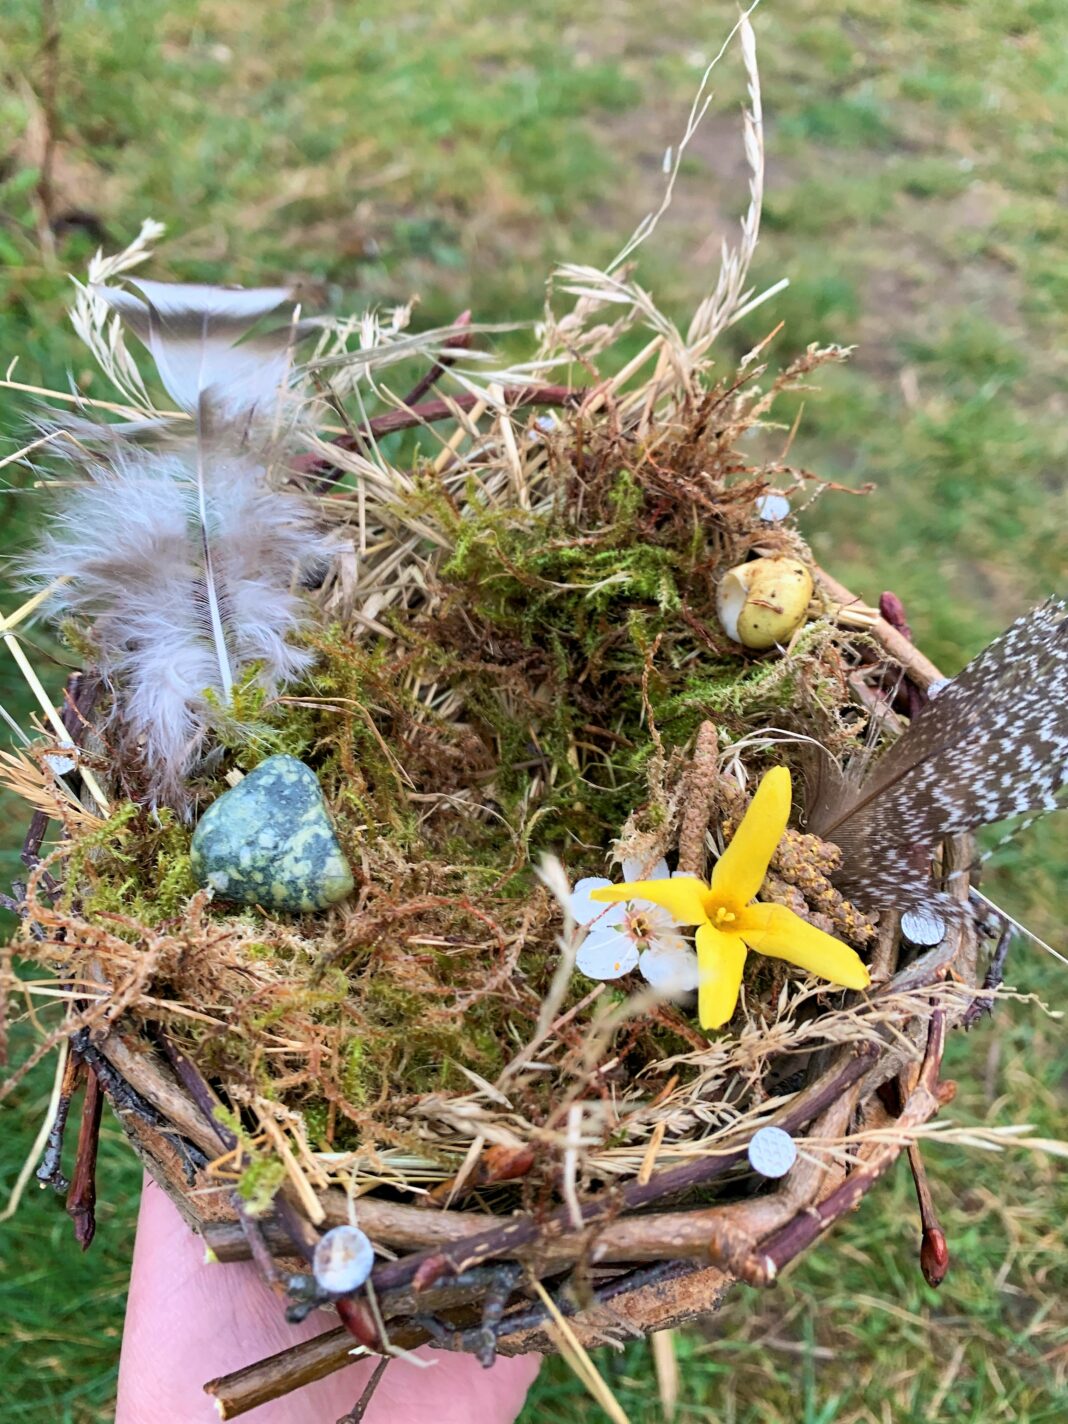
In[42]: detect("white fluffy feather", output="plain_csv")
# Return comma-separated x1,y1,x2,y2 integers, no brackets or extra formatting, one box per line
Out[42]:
27,282,336,810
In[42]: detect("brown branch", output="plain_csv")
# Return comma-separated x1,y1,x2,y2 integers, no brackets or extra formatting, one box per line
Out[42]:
336,1357,390,1424
35,1046,83,1191
369,1044,879,1297
90,1032,222,1159
344,385,583,447
909,1144,949,1287
961,921,1013,1030
878,590,925,716
205,1325,391,1420
20,670,102,875
399,311,471,408
743,1010,950,1285
299,383,586,488
885,1059,950,1287
815,567,943,689
206,1260,719,1418
201,1051,885,1416
66,1065,103,1249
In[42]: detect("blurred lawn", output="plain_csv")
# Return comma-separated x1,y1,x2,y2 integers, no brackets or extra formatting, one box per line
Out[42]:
1,1,1066,1420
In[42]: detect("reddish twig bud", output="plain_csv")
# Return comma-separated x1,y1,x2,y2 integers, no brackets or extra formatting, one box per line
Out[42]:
921,1226,950,1287
335,1294,381,1349
879,591,913,641
411,1253,451,1292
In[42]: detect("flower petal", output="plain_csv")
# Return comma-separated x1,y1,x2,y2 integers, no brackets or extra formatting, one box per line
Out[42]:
570,877,625,927
695,923,748,1029
576,927,639,981
709,766,792,907
639,944,701,994
590,876,709,926
641,908,687,943
740,902,871,990
622,855,670,884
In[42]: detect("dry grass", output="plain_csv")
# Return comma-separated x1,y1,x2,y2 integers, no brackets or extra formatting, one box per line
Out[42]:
1,6,1065,1419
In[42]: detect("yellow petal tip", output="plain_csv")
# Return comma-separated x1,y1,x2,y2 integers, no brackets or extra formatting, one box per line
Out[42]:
588,885,622,903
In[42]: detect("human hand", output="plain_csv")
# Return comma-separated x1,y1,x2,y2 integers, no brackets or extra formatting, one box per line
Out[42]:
116,1178,541,1422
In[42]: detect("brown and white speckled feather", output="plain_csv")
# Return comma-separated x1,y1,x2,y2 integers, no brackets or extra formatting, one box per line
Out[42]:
809,601,1068,911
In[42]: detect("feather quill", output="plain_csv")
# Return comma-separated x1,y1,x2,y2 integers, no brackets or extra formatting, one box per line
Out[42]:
808,601,1068,911
27,281,337,811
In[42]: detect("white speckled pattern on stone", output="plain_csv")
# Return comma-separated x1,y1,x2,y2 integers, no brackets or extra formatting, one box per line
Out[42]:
190,755,354,913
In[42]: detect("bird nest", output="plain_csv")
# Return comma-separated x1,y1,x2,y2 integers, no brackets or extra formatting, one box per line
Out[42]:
0,21,1020,1420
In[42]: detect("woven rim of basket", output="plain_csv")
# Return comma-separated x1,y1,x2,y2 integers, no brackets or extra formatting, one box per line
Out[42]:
63,592,989,1418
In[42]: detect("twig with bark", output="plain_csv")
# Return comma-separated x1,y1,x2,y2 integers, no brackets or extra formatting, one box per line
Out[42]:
66,1065,103,1248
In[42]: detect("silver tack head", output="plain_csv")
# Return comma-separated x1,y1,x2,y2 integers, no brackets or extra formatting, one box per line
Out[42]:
313,1224,375,1295
901,908,946,947
747,1126,798,1179
755,493,791,523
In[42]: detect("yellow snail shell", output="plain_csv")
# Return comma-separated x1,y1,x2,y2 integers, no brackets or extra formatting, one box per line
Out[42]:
716,556,814,650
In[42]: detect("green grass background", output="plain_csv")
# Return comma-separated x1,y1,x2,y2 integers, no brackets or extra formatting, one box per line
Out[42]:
1,1,1065,1419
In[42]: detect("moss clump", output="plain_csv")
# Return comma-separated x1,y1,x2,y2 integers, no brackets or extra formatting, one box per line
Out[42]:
215,1108,288,1216
64,802,198,927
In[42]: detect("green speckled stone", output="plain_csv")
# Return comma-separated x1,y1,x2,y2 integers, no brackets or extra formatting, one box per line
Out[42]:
190,756,353,913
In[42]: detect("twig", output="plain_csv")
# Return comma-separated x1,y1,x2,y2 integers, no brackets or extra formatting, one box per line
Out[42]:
419,1259,693,1356
336,1357,390,1424
475,1262,523,1368
306,384,585,484
157,1034,313,1270
66,1065,103,1249
373,1045,878,1297
273,1192,322,1264
71,1029,208,1179
744,1011,949,1284
238,1210,282,1287
884,1056,950,1287
878,591,912,642
157,1030,235,1149
909,1144,949,1288
204,1326,392,1420
815,568,943,689
19,670,102,878
208,1256,729,1414
961,921,1014,1029
399,311,472,408
35,1045,83,1191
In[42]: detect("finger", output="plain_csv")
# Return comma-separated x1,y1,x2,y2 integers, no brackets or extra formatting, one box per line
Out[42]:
116,1177,540,1423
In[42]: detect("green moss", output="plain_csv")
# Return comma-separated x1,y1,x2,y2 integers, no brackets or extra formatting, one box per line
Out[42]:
339,1037,374,1107
210,1107,287,1215
204,666,316,765
235,1156,287,1216
64,802,198,928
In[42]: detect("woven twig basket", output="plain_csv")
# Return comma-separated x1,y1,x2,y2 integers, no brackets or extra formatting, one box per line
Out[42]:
50,577,992,1420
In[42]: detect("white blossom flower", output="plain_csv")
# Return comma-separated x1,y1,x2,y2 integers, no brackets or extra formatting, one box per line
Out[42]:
569,857,698,992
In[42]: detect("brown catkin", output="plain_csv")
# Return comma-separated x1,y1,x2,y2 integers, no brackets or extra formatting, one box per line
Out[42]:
676,722,724,876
